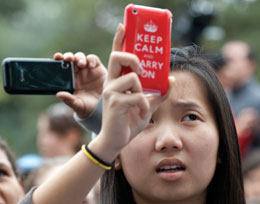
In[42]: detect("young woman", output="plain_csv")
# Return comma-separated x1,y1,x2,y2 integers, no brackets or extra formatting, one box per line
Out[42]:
19,24,245,204
0,138,24,204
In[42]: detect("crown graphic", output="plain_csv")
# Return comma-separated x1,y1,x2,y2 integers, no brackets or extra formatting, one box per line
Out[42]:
144,20,158,33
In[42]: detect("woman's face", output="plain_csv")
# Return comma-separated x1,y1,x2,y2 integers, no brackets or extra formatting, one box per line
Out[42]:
0,149,24,204
119,71,219,204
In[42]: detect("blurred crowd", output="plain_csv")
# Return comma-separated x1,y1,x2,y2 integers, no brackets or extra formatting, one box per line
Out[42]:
208,40,260,203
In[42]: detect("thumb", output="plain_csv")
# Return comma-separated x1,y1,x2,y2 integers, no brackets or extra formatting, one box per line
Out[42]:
146,94,166,116
145,76,176,116
56,92,80,111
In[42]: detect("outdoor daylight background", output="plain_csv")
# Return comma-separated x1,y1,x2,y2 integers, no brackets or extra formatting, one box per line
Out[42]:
0,0,260,157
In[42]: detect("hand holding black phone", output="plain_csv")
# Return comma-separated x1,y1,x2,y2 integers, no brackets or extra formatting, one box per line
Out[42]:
2,58,75,94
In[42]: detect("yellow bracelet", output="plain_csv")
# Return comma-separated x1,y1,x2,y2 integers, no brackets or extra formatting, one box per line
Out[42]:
81,144,112,170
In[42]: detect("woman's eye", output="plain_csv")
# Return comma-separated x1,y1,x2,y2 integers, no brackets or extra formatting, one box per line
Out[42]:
183,114,198,121
149,118,154,124
0,169,8,177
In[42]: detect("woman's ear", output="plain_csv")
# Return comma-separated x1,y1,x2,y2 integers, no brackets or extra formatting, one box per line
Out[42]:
114,157,122,170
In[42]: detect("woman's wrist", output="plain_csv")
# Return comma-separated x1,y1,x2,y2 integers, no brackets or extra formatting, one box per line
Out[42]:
74,96,103,135
87,134,120,164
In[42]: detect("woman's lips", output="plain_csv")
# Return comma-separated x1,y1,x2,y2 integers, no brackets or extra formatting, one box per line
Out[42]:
156,158,186,181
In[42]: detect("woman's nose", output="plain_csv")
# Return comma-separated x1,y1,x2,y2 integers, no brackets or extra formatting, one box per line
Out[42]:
155,125,183,152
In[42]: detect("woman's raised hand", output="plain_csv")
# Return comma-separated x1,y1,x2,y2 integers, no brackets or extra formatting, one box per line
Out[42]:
99,24,166,156
54,52,107,118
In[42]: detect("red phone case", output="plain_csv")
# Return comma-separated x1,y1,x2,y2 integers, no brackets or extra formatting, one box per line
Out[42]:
122,4,172,95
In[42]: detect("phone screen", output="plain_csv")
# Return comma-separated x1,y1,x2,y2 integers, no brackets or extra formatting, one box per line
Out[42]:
3,58,75,94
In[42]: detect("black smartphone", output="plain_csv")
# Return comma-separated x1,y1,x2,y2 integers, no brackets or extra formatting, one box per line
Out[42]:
2,57,75,94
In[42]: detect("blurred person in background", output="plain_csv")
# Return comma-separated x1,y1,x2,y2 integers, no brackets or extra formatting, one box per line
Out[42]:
242,148,260,204
37,102,86,158
208,52,256,159
206,53,235,93
221,41,260,159
0,137,24,204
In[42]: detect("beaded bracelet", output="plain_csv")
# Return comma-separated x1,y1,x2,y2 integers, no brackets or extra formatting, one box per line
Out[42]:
81,144,112,170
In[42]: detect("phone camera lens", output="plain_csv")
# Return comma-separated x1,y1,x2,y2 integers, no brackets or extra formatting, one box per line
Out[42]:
61,61,69,69
133,9,138,14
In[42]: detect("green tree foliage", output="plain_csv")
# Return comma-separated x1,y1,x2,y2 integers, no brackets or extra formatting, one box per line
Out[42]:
0,0,259,157
0,0,25,19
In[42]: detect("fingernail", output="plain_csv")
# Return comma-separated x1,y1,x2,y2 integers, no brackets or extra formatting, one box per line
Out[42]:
139,66,145,74
77,59,85,67
169,75,176,82
89,60,96,67
116,23,123,32
63,53,69,59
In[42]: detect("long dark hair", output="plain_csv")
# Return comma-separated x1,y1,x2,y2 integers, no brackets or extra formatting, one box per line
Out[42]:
100,46,245,204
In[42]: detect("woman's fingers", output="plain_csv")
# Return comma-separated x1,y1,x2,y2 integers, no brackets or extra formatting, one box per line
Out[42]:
109,24,141,80
74,52,87,68
121,93,150,119
53,52,103,71
56,91,75,106
107,51,141,80
147,94,166,113
86,54,101,69
53,52,78,72
63,52,75,61
112,23,125,52
53,52,63,60
104,72,150,120
106,72,142,93
103,90,150,120
56,92,84,114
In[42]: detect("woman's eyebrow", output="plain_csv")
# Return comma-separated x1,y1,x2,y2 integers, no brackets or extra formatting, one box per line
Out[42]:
174,102,202,110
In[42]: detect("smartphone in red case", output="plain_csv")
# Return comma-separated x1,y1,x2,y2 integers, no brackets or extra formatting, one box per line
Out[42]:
122,4,172,95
